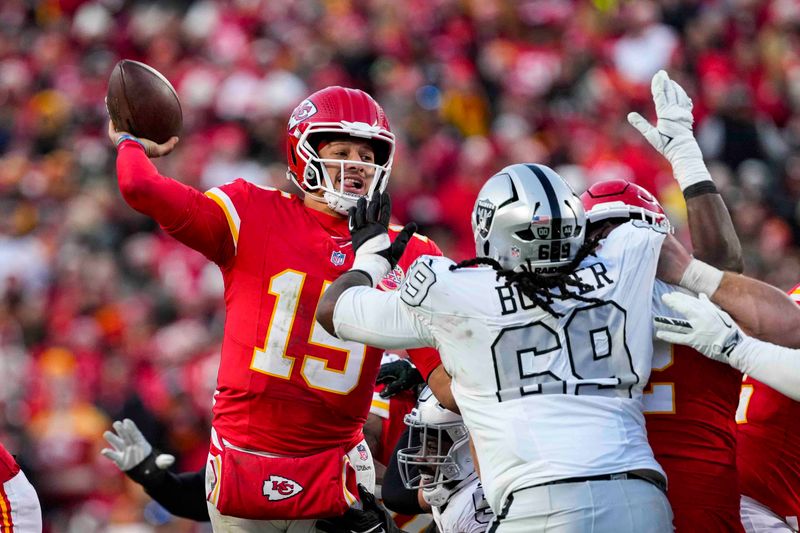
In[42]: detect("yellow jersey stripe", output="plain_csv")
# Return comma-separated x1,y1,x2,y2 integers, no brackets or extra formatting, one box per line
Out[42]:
205,188,241,249
389,224,429,242
210,455,222,505
342,455,357,505
370,393,390,418
0,483,12,532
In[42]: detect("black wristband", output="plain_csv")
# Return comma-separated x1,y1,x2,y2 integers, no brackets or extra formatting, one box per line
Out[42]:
682,181,718,199
126,452,168,488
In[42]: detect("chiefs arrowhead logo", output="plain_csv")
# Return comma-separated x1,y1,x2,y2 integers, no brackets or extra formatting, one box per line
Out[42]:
378,264,405,291
288,99,318,130
263,475,303,501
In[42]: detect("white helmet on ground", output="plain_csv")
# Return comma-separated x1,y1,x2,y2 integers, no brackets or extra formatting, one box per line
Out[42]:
397,387,473,507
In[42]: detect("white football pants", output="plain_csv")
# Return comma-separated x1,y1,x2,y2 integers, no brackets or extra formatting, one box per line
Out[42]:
741,495,798,532
488,478,673,533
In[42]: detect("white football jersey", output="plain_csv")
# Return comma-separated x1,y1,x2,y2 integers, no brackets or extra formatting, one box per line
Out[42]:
333,221,666,513
432,474,492,533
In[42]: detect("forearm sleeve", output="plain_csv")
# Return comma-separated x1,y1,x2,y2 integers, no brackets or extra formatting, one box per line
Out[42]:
116,141,234,264
382,427,426,515
141,468,209,522
732,337,800,401
333,287,432,350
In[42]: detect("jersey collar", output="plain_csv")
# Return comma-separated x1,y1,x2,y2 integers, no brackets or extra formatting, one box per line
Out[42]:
306,205,351,241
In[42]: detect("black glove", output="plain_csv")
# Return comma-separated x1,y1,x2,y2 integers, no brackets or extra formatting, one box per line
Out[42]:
348,192,417,286
377,359,424,398
316,484,407,533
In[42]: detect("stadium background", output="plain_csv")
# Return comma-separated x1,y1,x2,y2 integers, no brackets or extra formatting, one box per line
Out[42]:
1,0,799,530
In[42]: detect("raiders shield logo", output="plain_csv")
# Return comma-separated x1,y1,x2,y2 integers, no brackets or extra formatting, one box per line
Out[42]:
288,99,318,130
475,199,496,239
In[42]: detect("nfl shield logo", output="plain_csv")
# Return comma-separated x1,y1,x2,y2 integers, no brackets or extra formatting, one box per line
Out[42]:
357,444,369,461
330,250,346,266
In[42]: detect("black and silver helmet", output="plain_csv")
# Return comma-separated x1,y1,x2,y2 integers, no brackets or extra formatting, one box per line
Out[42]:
472,163,586,273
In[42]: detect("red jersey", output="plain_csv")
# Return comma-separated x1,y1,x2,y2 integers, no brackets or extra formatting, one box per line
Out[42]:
735,284,800,523
116,142,441,456
0,445,19,484
644,337,743,531
370,383,417,466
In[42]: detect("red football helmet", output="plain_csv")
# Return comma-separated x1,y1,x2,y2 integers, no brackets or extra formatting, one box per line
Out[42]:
580,179,671,232
286,86,395,214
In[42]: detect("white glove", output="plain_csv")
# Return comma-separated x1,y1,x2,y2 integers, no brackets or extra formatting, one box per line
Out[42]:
101,418,175,472
654,292,743,363
628,70,712,191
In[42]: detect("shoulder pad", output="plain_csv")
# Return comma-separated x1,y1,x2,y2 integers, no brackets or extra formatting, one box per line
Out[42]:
400,256,456,308
254,184,294,199
389,224,432,243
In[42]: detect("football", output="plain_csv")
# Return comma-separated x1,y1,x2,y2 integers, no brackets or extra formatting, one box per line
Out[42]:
106,59,182,144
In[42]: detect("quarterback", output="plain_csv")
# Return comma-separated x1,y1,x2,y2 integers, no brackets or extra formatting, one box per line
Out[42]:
107,86,441,532
317,164,676,532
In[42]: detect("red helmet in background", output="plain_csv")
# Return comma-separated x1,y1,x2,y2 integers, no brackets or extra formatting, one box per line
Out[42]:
286,86,395,214
580,179,671,232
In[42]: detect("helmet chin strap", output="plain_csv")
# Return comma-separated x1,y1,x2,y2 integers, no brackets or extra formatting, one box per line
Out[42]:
422,481,453,507
323,190,360,215
301,189,359,216
303,159,366,216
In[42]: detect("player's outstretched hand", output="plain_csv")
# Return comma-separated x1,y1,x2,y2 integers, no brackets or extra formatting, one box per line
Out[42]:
101,419,176,485
107,119,178,158
377,359,424,398
627,70,711,192
349,191,417,287
316,484,406,533
654,292,743,363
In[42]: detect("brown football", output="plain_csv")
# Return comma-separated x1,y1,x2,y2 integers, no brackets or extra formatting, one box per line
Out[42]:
106,60,182,144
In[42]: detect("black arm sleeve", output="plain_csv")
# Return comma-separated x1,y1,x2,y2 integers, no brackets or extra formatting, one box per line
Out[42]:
382,427,426,515
127,457,209,522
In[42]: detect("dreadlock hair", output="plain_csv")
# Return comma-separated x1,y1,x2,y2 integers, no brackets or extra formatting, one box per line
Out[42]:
449,233,604,318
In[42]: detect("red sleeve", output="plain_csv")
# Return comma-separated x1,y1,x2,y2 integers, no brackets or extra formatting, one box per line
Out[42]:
116,141,234,265
423,236,443,257
407,348,442,382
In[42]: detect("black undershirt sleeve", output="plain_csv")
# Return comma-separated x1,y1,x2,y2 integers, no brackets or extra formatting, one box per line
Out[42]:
382,426,426,515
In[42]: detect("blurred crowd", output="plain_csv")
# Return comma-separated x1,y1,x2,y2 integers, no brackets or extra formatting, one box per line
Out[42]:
1,0,800,530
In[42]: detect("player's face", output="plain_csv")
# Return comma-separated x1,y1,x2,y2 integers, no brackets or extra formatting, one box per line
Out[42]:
418,430,454,476
318,140,376,196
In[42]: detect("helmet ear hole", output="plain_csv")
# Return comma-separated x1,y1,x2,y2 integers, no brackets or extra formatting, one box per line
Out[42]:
483,241,490,256
515,228,536,241
305,162,324,188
